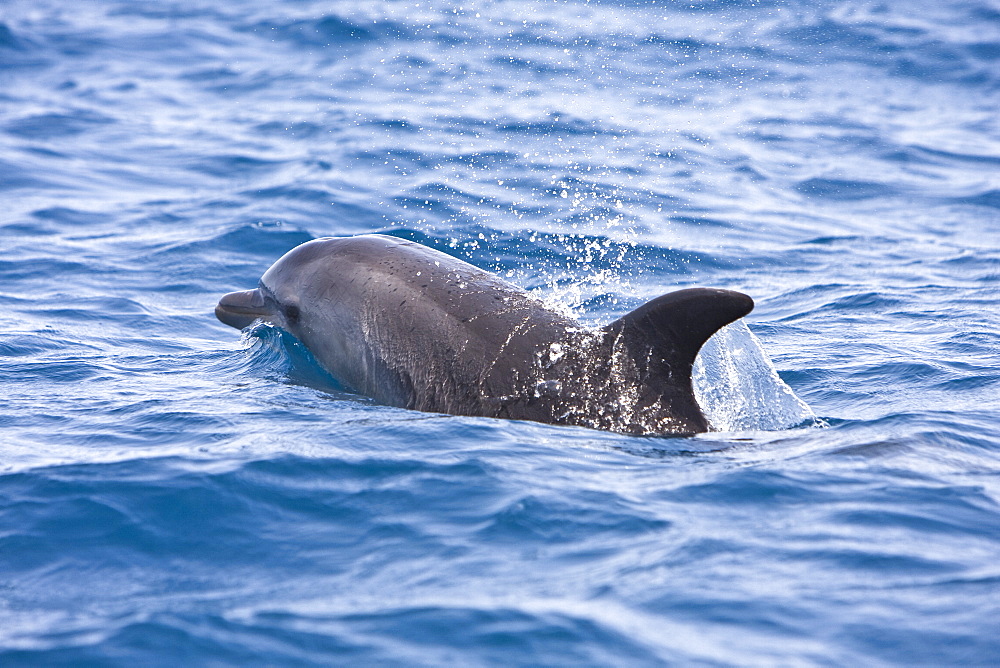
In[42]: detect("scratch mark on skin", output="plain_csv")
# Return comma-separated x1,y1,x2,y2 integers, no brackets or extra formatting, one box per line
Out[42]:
480,312,533,384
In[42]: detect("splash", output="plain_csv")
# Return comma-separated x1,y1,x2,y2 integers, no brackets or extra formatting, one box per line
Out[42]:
241,322,345,393
693,321,816,432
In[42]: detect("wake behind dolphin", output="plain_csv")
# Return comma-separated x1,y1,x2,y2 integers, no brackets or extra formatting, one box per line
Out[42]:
216,234,754,435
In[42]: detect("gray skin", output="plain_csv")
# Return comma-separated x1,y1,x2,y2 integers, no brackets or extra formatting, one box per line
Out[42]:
216,234,753,435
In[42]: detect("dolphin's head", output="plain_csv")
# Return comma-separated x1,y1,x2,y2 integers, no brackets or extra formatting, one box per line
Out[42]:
215,237,339,330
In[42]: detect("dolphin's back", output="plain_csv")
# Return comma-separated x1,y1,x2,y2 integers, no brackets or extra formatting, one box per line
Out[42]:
281,236,575,415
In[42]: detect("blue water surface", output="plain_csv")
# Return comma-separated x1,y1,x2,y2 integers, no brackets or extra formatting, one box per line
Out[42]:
2,0,1000,665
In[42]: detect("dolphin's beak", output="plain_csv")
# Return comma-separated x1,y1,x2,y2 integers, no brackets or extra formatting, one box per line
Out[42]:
215,288,271,329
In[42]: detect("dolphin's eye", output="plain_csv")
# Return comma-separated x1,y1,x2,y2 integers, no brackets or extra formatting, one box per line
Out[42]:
283,303,301,325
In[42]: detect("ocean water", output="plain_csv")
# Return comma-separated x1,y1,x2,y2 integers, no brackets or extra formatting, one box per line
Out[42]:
2,0,999,664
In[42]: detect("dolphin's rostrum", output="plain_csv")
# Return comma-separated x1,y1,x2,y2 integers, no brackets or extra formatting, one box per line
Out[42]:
216,234,753,435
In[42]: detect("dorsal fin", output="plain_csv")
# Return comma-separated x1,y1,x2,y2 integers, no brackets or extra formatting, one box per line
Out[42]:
604,288,754,371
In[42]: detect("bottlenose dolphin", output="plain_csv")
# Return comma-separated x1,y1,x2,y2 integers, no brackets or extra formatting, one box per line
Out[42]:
216,234,753,435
